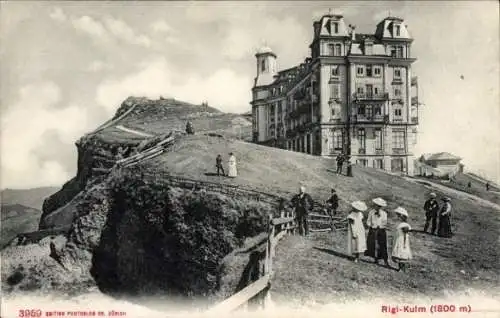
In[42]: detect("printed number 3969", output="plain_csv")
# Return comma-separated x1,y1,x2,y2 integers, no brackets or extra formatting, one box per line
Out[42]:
18,310,42,317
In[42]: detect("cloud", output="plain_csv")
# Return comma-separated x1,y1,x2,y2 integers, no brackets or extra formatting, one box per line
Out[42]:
220,15,310,65
49,7,67,23
0,82,91,188
72,15,109,40
69,14,151,47
86,60,113,72
103,16,151,47
96,57,252,114
151,20,173,33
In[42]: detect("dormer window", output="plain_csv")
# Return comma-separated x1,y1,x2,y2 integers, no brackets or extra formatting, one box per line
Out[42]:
261,60,266,72
395,25,401,36
332,22,339,34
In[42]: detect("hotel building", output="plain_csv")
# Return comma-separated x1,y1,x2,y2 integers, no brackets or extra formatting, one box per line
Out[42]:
251,13,420,176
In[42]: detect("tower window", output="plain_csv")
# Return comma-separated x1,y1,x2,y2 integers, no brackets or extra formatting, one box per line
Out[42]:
261,60,266,72
331,66,339,77
333,22,339,34
395,25,401,36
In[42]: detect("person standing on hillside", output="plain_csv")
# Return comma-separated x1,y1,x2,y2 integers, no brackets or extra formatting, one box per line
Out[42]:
392,207,412,272
423,192,439,235
186,121,195,135
347,201,367,263
291,185,314,236
336,153,345,174
228,152,238,178
326,188,339,216
486,182,490,191
437,197,453,238
216,154,225,176
365,198,389,267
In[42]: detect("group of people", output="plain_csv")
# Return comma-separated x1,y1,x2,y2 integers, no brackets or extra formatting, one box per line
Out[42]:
215,153,238,178
423,193,453,238
346,198,412,272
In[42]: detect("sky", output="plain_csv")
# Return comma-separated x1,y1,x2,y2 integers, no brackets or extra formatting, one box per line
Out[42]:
0,1,499,189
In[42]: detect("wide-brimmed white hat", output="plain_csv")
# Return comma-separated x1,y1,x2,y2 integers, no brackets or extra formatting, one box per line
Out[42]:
394,206,408,217
429,193,437,198
442,197,451,202
372,197,387,207
351,201,367,212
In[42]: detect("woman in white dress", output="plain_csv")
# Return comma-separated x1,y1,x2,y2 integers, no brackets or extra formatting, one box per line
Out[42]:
392,206,412,272
347,201,368,263
227,152,238,178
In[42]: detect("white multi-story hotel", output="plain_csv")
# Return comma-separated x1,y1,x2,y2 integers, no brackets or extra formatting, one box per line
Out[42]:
251,13,420,176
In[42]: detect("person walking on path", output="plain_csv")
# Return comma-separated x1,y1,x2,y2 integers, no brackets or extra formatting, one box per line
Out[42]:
227,152,238,178
423,192,440,235
216,154,225,176
326,188,339,216
392,207,412,272
365,198,389,267
336,153,345,174
347,201,368,263
437,197,453,238
291,185,314,236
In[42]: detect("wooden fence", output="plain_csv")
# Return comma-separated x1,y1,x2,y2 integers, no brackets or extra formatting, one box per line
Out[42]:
206,210,296,314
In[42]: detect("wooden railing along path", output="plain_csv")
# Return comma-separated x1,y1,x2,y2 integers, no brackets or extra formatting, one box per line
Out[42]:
206,211,296,314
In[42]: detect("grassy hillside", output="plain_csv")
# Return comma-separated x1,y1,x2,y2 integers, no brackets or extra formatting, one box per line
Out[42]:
1,204,42,247
139,135,500,303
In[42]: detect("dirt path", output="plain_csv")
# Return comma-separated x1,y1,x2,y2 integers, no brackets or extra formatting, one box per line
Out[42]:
404,177,500,211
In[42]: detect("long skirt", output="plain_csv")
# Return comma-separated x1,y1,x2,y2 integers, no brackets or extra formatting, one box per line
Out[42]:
437,215,453,238
364,228,388,260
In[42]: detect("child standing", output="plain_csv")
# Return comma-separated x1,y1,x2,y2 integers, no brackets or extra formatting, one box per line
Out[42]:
392,207,412,272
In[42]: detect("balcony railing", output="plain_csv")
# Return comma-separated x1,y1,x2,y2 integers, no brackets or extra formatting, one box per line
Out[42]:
351,115,389,123
354,92,389,101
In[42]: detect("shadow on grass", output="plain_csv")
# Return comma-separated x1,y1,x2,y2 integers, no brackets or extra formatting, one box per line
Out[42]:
411,229,438,236
313,247,400,271
204,172,227,177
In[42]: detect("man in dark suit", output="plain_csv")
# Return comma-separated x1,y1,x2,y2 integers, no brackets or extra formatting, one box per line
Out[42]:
216,154,225,176
423,192,439,234
291,185,314,236
326,188,339,216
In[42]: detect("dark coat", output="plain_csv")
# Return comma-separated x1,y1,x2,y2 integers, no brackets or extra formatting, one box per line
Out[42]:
424,198,439,217
291,193,314,216
326,194,339,209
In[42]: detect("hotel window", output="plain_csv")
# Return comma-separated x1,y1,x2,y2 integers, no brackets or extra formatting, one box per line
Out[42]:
330,83,340,99
394,108,403,117
373,159,384,169
394,68,401,78
392,130,405,149
396,46,403,58
331,66,339,77
334,44,342,56
357,86,364,94
333,22,339,33
328,44,335,56
374,105,382,115
366,65,373,77
374,87,379,95
374,129,383,149
374,66,382,76
394,86,402,97
357,66,364,76
333,129,343,149
358,105,366,115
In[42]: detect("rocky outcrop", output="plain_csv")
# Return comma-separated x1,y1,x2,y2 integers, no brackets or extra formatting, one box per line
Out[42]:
3,97,274,303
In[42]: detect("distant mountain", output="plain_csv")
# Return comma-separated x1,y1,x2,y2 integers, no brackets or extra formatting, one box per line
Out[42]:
1,187,59,210
1,203,42,247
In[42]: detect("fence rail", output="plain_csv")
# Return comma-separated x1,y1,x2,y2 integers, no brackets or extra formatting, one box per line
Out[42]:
207,211,296,314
